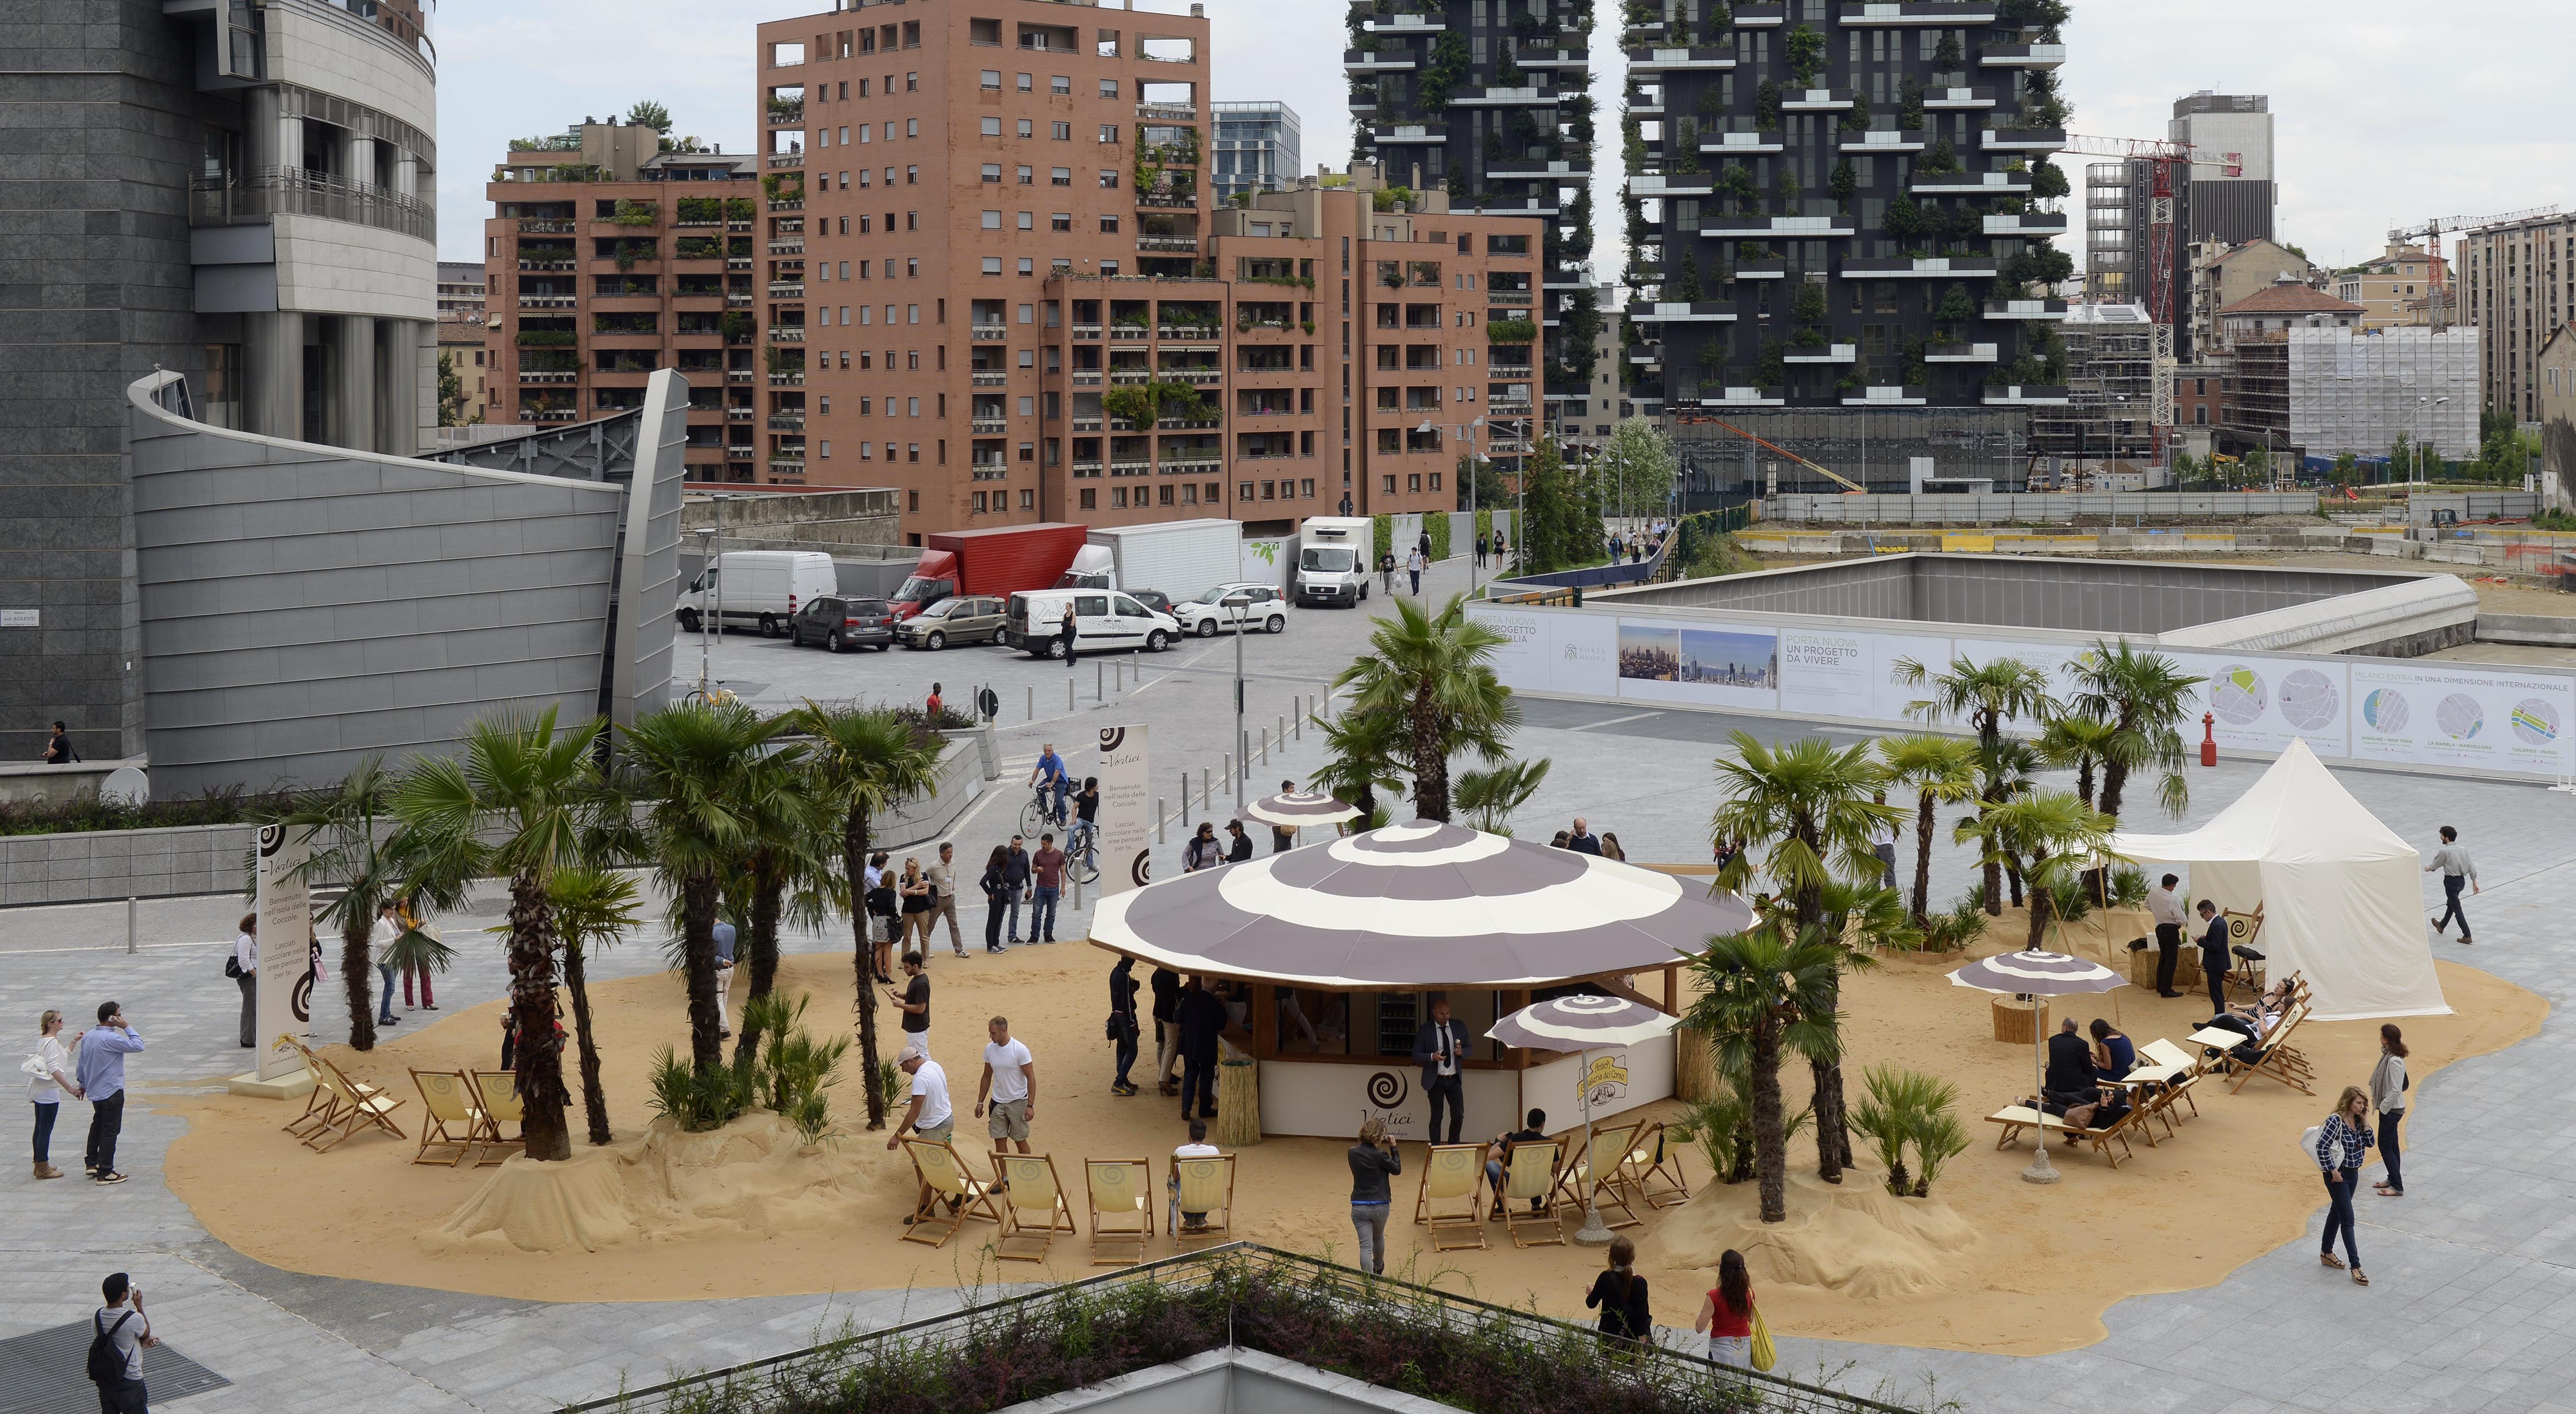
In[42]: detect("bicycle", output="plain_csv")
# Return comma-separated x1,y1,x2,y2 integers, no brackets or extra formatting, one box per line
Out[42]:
1068,817,1101,886
1019,783,1070,840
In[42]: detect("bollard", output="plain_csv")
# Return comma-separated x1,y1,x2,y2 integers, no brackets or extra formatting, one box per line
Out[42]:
1277,715,1285,751
1200,767,1210,809
1259,728,1269,765
1068,678,1076,711
1157,798,1167,844
1027,685,1034,720
1220,753,1230,790
126,896,138,955
1294,698,1302,740
1097,662,1104,702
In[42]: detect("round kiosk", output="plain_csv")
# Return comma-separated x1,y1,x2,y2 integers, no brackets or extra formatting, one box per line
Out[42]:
1086,819,1755,1142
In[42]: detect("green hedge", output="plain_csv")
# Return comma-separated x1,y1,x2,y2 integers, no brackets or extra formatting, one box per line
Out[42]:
1372,514,1393,563
0,784,311,839
1428,511,1452,561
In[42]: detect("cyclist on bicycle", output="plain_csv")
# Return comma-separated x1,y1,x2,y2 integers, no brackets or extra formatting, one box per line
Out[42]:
1028,742,1070,826
1070,775,1101,870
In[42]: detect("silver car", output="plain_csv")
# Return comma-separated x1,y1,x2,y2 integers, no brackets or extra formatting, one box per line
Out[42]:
898,595,1006,650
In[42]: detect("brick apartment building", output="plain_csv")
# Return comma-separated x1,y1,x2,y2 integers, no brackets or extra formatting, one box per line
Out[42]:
753,0,1539,540
482,121,760,481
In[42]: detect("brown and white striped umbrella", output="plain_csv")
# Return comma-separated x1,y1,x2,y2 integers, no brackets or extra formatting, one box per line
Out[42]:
1235,789,1361,829
1089,819,1756,990
1946,950,2127,997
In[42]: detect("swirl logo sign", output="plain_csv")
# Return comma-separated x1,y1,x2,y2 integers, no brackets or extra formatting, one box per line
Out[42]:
257,821,287,859
1365,1071,1408,1110
1128,848,1153,888
1099,726,1127,753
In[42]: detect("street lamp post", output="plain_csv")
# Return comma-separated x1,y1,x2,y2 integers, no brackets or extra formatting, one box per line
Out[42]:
692,526,717,696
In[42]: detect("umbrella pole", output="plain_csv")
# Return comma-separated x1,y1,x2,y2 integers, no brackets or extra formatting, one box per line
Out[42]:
2024,1011,2060,1184
1571,1045,1613,1246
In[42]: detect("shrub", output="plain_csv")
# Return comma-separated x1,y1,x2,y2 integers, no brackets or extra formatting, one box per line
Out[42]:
741,993,851,1145
0,783,311,839
648,1045,752,1132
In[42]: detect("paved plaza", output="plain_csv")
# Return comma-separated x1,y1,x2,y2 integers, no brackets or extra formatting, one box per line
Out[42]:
3,551,2573,1412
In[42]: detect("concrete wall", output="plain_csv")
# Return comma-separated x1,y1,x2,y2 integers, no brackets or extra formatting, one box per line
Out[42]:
127,372,630,792
682,488,903,550
0,759,146,806
0,822,254,908
263,0,436,137
271,214,437,322
1764,492,2319,524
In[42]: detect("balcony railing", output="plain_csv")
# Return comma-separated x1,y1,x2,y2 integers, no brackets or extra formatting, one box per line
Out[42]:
1135,102,1198,120
1137,235,1199,253
768,327,805,342
972,371,1008,386
767,413,805,430
972,325,1008,341
189,167,435,243
517,294,576,308
767,153,804,169
768,372,805,385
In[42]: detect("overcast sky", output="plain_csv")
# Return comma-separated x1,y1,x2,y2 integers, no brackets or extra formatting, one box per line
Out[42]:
434,0,2571,278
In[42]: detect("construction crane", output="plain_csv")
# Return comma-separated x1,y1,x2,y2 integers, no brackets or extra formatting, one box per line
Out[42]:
1689,416,1869,493
2387,207,2559,330
2062,135,2195,468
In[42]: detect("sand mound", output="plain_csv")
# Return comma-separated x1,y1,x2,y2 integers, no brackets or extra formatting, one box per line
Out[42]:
1652,1166,1982,1301
427,1111,902,1256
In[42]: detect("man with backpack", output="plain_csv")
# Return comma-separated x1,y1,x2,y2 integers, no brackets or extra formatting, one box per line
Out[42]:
88,1271,156,1412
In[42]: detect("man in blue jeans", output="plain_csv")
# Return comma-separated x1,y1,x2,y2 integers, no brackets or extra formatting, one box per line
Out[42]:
1001,834,1033,944
1028,742,1069,826
78,1002,144,1184
1029,833,1067,943
89,1272,156,1413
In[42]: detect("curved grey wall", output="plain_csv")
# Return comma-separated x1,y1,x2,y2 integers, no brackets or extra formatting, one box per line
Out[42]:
127,372,629,792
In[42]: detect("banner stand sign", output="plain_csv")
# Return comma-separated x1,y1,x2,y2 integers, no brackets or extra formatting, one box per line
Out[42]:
1097,725,1153,896
226,823,317,1098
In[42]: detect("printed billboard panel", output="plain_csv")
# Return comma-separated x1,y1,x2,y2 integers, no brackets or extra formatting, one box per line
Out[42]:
2347,662,2574,774
1616,619,1780,709
2167,654,2353,759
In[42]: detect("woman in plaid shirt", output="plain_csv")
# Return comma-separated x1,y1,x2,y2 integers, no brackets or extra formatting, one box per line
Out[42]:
2316,1085,2375,1286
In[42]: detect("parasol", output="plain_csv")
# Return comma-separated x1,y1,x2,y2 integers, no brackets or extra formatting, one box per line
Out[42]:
1948,949,2127,1184
1234,789,1361,831
1489,994,1678,1246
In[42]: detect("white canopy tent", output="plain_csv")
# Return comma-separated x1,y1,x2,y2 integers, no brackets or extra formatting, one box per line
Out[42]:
2111,739,2449,1021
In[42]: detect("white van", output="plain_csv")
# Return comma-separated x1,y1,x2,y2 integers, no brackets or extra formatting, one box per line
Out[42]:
675,551,837,638
1291,516,1373,607
1001,588,1180,658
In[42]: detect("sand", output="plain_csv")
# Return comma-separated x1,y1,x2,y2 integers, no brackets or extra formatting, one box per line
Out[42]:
159,923,2542,1356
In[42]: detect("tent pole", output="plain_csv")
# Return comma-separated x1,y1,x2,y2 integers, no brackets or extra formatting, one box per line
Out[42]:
1571,1045,1613,1246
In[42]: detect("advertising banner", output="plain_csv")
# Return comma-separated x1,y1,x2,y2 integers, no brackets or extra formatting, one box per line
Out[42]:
2167,653,2353,759
2346,662,2574,775
1096,725,1154,895
1544,613,1619,696
1954,638,2092,725
1256,1060,1520,1141
1615,617,1781,709
252,823,311,1082
1471,603,1552,689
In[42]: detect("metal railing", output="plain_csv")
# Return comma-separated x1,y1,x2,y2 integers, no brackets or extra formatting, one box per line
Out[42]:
556,1244,1918,1414
188,166,436,243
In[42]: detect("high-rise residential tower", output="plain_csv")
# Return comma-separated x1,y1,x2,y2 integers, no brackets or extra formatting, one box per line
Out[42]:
1210,101,1302,204
482,119,758,483
1344,0,1600,426
1621,0,2075,485
0,0,438,761
2456,212,2576,422
2168,91,2273,246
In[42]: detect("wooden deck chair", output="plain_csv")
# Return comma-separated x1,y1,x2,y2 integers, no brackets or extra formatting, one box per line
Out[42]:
410,1069,488,1168
2138,1072,2204,1140
1501,1139,1564,1249
278,1037,347,1142
991,1153,1079,1262
1551,1120,1645,1230
900,1139,1002,1249
298,1052,406,1152
468,1071,527,1164
2229,1003,2316,1096
1169,1152,1235,1250
1412,1143,1487,1252
1084,1159,1155,1266
1619,1120,1692,1210
1988,1099,2136,1168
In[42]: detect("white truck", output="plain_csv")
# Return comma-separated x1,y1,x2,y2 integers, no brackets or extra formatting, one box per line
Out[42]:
1290,516,1374,607
675,550,837,638
1056,519,1243,602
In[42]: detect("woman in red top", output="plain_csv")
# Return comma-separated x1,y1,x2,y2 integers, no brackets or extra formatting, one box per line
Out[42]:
1693,1249,1756,1369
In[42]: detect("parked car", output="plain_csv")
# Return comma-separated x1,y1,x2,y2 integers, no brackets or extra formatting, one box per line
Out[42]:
1128,588,1174,617
1001,588,1180,658
1171,582,1290,638
790,596,896,652
896,594,1006,650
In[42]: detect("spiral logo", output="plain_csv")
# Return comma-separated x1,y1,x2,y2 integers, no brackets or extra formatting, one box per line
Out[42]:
1365,1071,1408,1109
258,821,287,859
1099,726,1127,753
1128,848,1153,888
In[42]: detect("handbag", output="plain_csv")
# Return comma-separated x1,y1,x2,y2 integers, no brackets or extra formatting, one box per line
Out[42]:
1748,1308,1776,1372
224,954,242,979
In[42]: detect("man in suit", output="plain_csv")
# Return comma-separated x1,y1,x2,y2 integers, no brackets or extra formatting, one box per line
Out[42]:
2042,1018,2093,1103
1175,976,1227,1123
1410,993,1472,1144
2147,874,2188,998
2196,899,2233,1016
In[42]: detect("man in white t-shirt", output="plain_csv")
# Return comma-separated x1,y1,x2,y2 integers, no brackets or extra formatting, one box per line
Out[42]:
886,1051,955,1225
1170,1117,1221,1232
91,1271,156,1413
974,1016,1038,1156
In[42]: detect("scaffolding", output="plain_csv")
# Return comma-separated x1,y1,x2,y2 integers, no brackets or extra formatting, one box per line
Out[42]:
2030,303,2157,467
2285,326,2481,460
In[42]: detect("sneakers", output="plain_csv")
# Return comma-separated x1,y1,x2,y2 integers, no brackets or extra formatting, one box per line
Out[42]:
1112,1082,1139,1097
379,1015,399,1027
95,1171,128,1185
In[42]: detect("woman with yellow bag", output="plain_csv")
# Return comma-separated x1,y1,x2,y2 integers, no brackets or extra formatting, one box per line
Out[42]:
1693,1249,1773,1372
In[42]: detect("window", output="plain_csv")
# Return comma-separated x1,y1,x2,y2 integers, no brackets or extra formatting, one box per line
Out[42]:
982,117,1002,136
1017,212,1034,231
1017,164,1034,184
1052,121,1072,141
982,210,1002,228
906,118,918,137
907,72,918,91
1052,74,1071,94
1099,169,1117,188
1240,481,1257,501
1098,79,1118,98
1052,212,1072,231
1382,475,1396,492
1052,167,1072,186
1099,125,1119,144
982,163,1002,183
1017,119,1034,138
1018,258,1034,274
1019,489,1034,509
1100,215,1119,233
906,165,918,184
1078,488,1096,509
981,70,1002,89
1017,73,1033,92
983,257,1003,274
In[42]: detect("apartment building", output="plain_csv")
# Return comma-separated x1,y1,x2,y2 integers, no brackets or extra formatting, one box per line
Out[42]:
2540,323,2575,510
1345,0,1596,415
1210,100,1302,204
436,315,491,426
482,120,758,481
2029,302,2154,465
754,3,1540,537
2187,238,2314,354
437,260,487,315
2456,211,2576,422
2333,240,2445,331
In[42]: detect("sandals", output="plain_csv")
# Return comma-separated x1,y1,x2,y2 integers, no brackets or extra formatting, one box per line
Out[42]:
2320,1252,2346,1270
2352,1269,2370,1286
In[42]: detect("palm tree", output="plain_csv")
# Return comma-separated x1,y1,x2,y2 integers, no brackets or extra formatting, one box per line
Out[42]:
718,736,837,1066
792,701,946,1130
276,755,400,1052
1708,732,1902,1182
1307,704,1408,830
1957,790,2113,953
1453,757,1551,835
1895,654,2056,914
2036,714,2118,809
390,706,613,1162
1975,737,2041,908
1682,922,1843,1223
543,867,642,1146
619,700,793,1072
1333,593,1519,823
1874,733,1980,923
2064,639,2199,826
